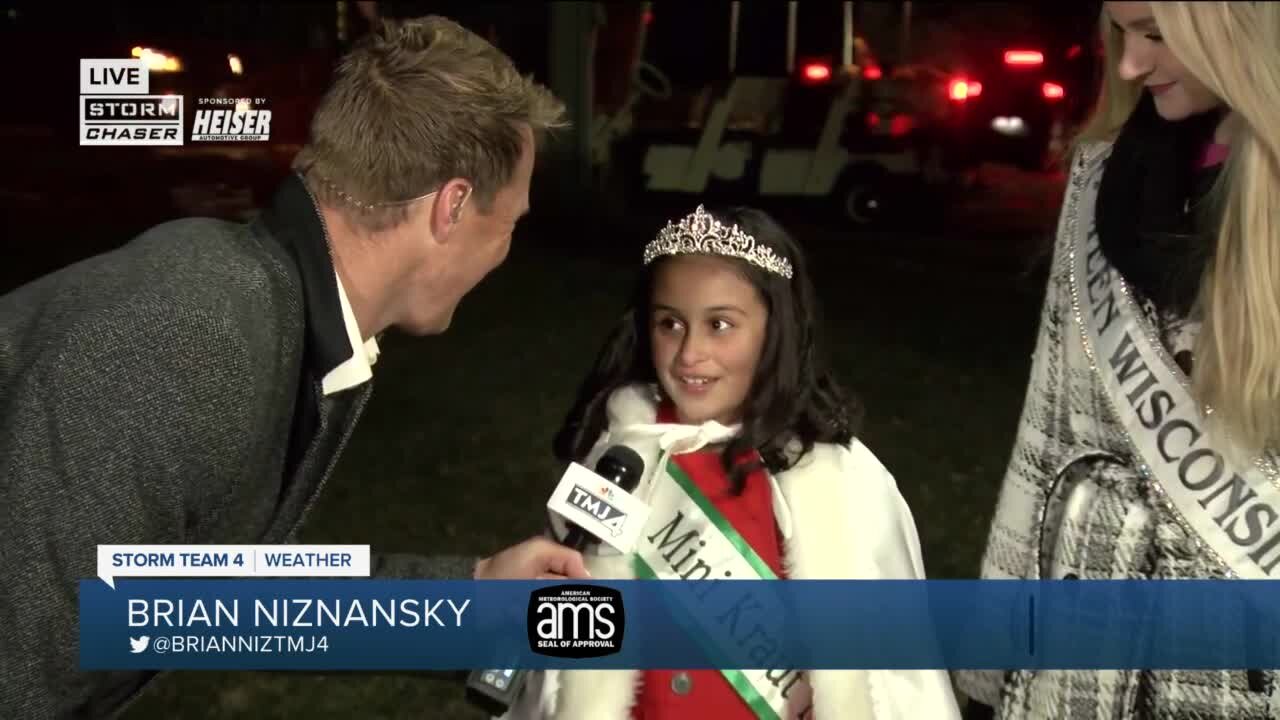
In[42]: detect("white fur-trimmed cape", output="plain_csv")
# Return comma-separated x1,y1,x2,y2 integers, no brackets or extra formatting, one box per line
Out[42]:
500,384,961,720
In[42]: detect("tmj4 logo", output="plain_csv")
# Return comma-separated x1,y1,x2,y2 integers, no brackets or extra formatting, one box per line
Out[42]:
569,484,627,537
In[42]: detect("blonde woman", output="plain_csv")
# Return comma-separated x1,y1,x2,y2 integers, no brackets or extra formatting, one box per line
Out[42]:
957,2,1280,719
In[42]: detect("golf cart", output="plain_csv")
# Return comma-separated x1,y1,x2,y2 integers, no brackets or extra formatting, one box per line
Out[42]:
598,2,959,227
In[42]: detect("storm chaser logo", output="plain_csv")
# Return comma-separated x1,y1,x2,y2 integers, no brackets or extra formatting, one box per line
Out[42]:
528,584,624,658
569,484,627,537
79,59,183,146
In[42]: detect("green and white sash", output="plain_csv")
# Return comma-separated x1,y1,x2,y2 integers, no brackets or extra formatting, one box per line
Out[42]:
633,456,803,720
1066,152,1280,579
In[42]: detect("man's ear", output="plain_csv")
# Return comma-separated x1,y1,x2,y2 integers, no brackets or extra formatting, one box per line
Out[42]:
430,178,473,241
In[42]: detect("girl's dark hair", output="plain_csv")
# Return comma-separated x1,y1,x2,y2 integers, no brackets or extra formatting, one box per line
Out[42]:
552,206,861,493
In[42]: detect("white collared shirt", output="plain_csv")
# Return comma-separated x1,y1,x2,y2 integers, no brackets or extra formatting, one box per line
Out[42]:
321,272,380,396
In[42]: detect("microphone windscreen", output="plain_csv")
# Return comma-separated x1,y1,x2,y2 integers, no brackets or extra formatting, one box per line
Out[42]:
596,445,645,491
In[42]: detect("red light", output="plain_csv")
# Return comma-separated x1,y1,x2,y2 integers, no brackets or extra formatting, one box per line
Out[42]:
1004,50,1044,66
862,64,883,80
949,79,982,101
1042,82,1065,100
865,112,881,128
889,114,915,137
802,63,831,82
1066,44,1083,60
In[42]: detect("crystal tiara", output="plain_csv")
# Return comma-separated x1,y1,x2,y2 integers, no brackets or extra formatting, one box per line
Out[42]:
642,205,793,279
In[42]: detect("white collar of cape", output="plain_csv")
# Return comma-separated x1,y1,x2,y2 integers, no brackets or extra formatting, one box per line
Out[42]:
500,383,961,720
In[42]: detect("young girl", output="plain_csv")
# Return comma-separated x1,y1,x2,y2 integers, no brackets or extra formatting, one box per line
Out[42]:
958,3,1280,719
503,205,960,720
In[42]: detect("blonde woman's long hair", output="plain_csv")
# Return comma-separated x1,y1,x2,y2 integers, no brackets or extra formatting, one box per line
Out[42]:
1076,2,1280,456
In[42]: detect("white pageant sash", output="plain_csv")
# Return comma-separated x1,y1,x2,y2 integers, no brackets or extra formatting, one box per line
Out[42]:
1066,152,1280,579
633,458,803,720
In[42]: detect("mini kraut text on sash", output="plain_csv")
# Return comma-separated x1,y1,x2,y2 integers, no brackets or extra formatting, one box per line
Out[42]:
633,459,804,720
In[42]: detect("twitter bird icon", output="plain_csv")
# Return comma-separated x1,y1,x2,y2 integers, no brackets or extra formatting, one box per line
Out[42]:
129,636,150,654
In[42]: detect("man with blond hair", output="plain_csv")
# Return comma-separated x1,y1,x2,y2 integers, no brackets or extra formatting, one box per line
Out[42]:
0,16,585,718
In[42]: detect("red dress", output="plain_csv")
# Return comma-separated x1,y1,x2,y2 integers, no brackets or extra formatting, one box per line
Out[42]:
631,403,788,719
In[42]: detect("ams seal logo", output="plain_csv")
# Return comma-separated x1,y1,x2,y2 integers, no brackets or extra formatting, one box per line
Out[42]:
527,584,624,658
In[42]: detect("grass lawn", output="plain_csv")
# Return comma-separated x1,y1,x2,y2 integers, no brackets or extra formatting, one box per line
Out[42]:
117,212,1049,718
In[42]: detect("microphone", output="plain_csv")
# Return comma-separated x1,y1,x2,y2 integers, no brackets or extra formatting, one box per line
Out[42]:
559,445,645,549
463,445,646,716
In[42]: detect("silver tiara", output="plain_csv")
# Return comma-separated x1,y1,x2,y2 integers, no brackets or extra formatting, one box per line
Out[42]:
642,205,793,279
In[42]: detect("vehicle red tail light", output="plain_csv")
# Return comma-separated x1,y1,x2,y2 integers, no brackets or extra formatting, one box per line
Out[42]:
862,64,883,80
1042,82,1065,100
889,114,915,137
802,62,832,82
1004,50,1044,66
949,79,982,101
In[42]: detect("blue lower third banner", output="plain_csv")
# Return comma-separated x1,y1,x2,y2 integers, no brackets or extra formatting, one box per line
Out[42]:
80,579,1280,670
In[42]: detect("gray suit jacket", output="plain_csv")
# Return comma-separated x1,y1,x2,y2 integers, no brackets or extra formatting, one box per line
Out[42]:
0,177,475,718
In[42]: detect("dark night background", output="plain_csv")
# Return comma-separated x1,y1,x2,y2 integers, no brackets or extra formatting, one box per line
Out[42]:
1,2,1102,717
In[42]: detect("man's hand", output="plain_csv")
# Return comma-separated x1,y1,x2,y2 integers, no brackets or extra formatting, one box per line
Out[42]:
473,536,591,580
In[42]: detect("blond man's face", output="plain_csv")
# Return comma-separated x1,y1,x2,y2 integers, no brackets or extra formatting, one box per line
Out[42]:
397,125,534,334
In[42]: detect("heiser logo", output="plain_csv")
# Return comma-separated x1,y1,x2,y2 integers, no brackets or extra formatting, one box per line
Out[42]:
79,59,183,146
192,98,271,142
527,584,624,658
